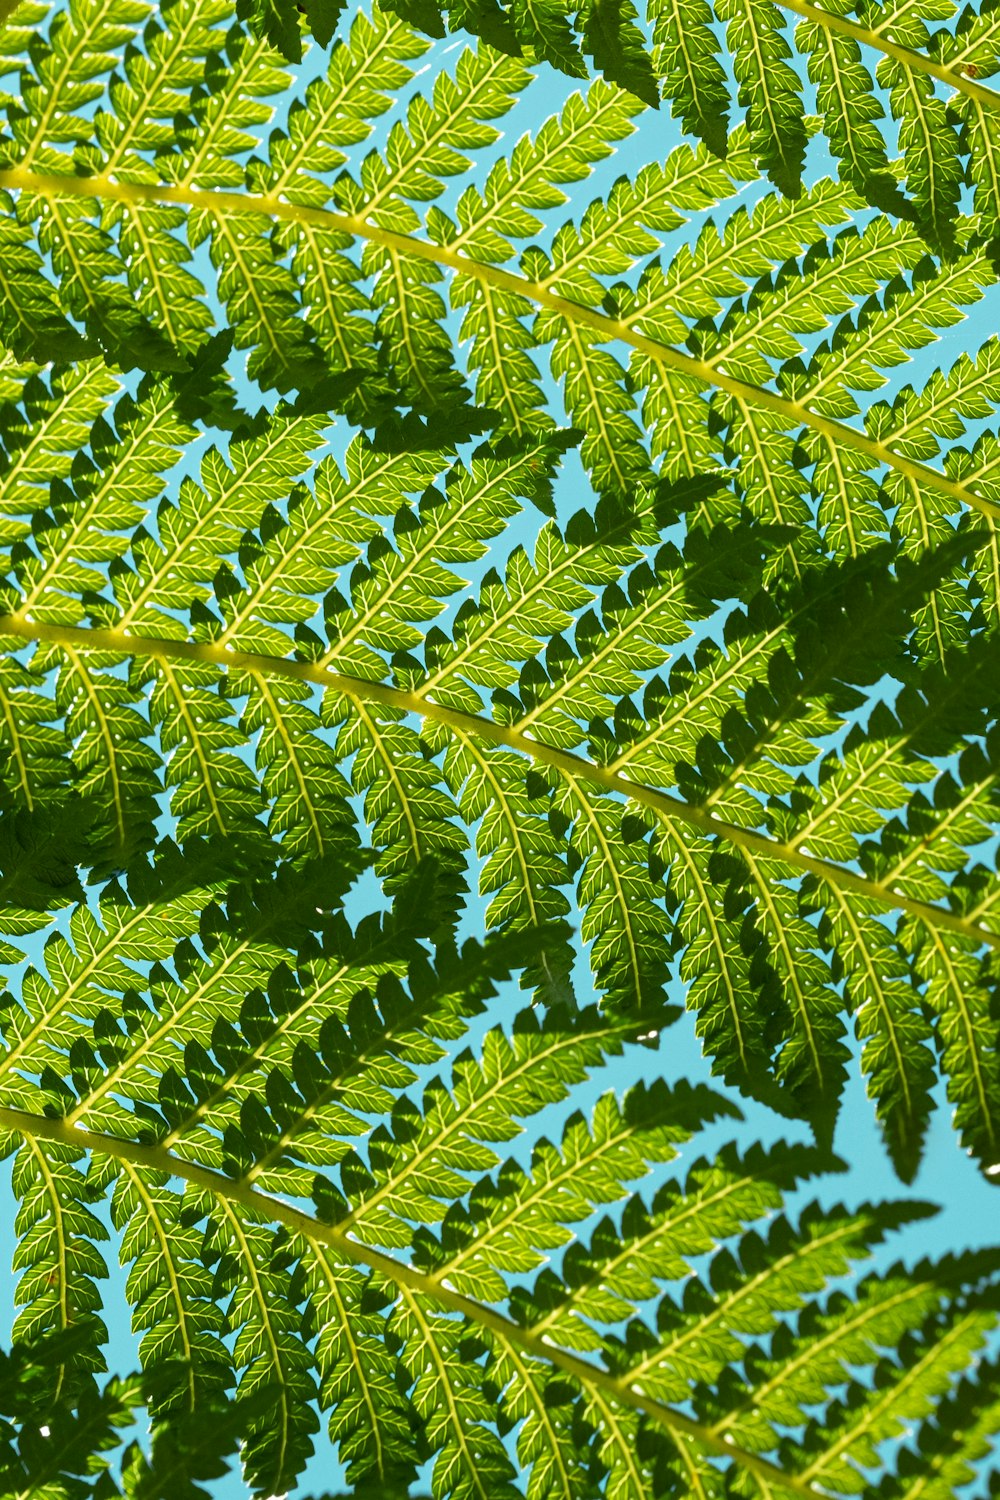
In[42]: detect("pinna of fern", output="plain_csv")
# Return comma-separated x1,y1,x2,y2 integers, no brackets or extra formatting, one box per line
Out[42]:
236,0,1000,250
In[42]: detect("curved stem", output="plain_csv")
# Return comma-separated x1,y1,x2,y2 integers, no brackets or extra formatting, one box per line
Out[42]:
776,0,1000,110
1,167,998,527
0,1101,834,1499
0,611,995,953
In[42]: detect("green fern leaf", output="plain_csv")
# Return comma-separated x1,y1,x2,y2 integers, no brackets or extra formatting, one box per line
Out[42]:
2,7,1000,1494
715,0,809,194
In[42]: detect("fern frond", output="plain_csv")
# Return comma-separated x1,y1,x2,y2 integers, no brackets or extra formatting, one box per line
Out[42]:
10,1138,109,1399
716,0,808,194
220,0,1000,243
442,733,574,982
3,1101,991,1499
0,360,117,528
208,1195,319,1493
1,573,998,1167
110,1167,231,1416
2,9,1000,1493
18,378,193,621
0,886,205,1107
10,0,151,172
6,157,1000,560
303,1244,418,1488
